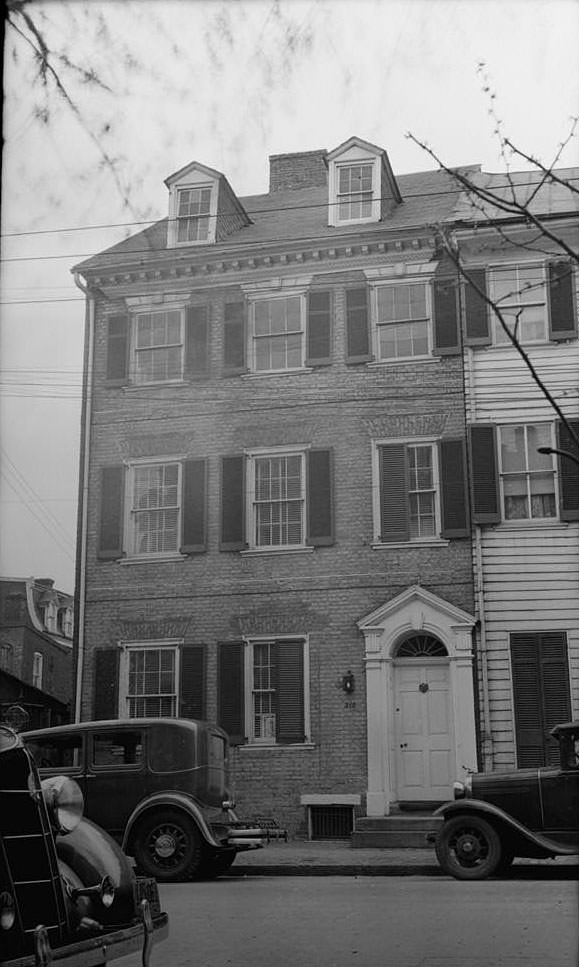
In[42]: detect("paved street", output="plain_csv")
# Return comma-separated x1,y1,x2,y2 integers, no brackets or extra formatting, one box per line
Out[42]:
120,875,579,967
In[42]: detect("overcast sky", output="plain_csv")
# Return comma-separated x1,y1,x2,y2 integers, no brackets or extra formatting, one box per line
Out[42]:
1,0,578,594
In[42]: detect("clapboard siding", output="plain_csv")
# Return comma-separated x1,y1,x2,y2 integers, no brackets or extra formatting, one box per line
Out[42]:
465,342,579,423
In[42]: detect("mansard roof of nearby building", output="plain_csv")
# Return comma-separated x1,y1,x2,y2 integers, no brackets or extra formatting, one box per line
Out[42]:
452,166,579,223
0,577,73,650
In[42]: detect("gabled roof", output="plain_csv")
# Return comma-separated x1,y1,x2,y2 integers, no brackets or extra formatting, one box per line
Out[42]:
326,135,386,161
164,159,224,187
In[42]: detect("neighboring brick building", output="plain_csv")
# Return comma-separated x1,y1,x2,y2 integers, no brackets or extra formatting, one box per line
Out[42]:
72,136,577,836
0,577,72,728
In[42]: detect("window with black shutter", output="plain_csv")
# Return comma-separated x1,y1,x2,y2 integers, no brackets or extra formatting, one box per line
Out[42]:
432,277,460,355
93,649,120,719
98,466,125,560
223,301,246,374
105,314,129,383
377,439,468,542
468,424,501,524
511,632,571,767
217,638,307,746
180,459,207,554
556,419,579,521
306,291,332,366
548,261,577,340
179,645,205,719
463,268,490,346
185,304,210,376
345,287,371,362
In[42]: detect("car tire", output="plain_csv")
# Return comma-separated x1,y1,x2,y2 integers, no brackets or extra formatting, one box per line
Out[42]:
435,814,502,880
133,809,202,882
197,848,237,880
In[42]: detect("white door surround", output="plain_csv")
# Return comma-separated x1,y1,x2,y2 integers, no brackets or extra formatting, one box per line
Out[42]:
357,584,477,817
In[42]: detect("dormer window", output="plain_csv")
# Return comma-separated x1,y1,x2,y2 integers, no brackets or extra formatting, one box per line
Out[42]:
337,164,374,221
327,136,401,228
165,160,249,248
176,186,212,243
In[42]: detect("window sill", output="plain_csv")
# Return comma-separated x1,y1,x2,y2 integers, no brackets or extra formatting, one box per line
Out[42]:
498,519,566,529
123,380,186,391
119,553,187,565
366,355,439,367
237,742,316,751
240,546,315,558
241,367,313,380
371,539,450,550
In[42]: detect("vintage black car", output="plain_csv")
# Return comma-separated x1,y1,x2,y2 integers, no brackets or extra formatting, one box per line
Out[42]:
0,723,168,966
23,717,286,882
428,721,579,879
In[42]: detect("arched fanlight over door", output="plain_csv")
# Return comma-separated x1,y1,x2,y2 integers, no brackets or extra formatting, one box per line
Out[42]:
395,633,448,658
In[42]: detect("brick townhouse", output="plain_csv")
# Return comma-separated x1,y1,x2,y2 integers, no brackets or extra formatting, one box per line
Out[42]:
72,136,577,837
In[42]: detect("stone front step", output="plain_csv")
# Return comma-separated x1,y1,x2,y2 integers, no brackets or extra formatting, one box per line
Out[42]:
352,814,443,849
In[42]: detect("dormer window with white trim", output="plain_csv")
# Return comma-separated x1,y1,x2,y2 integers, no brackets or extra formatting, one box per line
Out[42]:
337,163,374,221
176,186,212,243
327,136,401,228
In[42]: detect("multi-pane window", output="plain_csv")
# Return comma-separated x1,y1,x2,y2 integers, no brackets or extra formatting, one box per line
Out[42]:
252,452,305,548
408,445,437,538
240,638,307,745
133,309,183,384
177,186,212,243
252,297,304,372
375,283,429,359
490,264,547,344
337,164,373,221
129,462,181,555
252,642,276,741
499,424,556,520
125,645,178,718
32,651,43,689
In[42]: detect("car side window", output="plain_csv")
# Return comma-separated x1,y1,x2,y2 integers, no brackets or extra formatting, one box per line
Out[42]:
92,730,143,768
28,734,83,770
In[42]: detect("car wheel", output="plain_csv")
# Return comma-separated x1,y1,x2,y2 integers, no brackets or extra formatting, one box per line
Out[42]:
133,809,202,882
197,849,237,880
435,815,502,880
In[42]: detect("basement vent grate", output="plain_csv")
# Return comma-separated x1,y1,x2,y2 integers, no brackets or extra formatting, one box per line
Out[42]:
308,805,354,840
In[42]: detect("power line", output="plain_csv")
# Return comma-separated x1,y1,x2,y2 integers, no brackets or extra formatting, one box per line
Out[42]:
2,175,578,240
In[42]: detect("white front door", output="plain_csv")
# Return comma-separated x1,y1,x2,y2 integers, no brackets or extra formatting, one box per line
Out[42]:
394,659,453,802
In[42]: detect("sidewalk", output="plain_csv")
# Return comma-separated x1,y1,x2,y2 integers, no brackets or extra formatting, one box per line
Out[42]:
231,840,579,877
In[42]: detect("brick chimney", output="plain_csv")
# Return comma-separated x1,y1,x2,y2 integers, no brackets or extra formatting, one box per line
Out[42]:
269,149,328,192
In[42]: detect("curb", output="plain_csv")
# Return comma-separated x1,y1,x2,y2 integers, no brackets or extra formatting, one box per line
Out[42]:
230,864,442,877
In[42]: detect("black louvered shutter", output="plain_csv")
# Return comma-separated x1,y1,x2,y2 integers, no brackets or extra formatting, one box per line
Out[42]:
98,465,125,560
220,455,246,550
179,645,205,719
307,449,334,546
439,438,470,538
464,269,491,345
180,459,207,554
223,301,246,374
468,424,501,524
93,649,119,719
217,642,244,745
275,640,305,744
557,420,579,521
106,314,129,384
306,291,331,365
432,277,460,354
345,288,371,362
548,261,577,340
185,305,209,376
379,444,409,543
511,633,571,767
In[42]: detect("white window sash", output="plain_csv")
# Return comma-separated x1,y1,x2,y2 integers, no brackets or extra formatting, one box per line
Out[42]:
243,636,310,745
372,438,442,543
247,450,306,549
125,460,182,557
118,640,181,719
372,281,432,360
498,424,557,520
248,294,306,373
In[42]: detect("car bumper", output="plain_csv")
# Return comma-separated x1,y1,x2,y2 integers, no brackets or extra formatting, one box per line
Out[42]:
2,901,168,967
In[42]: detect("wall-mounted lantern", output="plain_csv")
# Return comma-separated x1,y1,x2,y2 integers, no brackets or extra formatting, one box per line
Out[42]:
341,671,355,695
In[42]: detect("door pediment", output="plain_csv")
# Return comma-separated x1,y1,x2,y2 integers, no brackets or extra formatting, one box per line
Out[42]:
357,585,475,660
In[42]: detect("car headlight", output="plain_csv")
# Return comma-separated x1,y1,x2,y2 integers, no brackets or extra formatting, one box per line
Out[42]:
41,775,84,834
0,892,16,930
453,776,472,799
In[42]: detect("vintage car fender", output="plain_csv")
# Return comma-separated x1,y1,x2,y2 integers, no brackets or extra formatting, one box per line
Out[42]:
431,799,579,858
57,817,139,924
122,791,222,853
